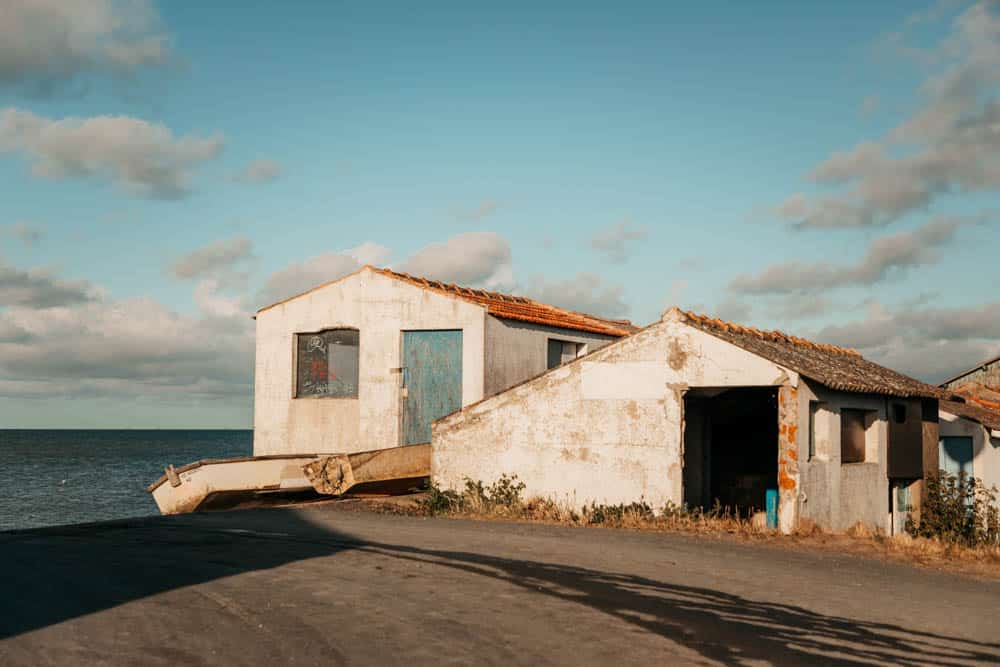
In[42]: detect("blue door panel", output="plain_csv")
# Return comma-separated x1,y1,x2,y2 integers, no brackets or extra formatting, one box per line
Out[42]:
402,330,463,445
939,436,973,478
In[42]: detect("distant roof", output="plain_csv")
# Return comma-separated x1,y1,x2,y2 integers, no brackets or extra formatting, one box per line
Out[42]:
939,354,1000,388
950,382,1000,412
370,267,637,337
670,308,949,399
256,265,637,338
941,399,1000,432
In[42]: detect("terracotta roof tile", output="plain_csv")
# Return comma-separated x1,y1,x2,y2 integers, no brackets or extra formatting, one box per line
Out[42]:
371,267,637,338
941,399,1000,432
673,308,949,399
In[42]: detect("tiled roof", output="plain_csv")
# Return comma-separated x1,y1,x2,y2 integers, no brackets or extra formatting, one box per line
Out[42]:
941,399,1000,432
371,267,637,337
950,382,1000,412
672,308,950,399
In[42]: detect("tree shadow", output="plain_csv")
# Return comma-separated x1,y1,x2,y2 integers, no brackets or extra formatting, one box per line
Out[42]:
2,508,998,666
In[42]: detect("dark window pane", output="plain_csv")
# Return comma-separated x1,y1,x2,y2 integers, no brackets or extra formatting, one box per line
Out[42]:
841,409,867,464
547,339,563,369
296,329,359,398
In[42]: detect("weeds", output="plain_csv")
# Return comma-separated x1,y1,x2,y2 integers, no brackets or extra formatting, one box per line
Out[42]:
906,471,1000,547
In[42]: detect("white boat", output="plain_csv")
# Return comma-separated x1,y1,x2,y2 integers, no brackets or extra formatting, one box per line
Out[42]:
147,454,325,515
148,445,432,515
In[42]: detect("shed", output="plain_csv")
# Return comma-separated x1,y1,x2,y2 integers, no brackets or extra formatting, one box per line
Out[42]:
253,266,635,456
432,307,946,534
939,399,1000,492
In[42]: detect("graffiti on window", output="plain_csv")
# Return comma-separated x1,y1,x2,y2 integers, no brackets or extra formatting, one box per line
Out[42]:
296,329,359,398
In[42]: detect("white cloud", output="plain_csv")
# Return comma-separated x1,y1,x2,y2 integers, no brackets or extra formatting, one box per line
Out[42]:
0,259,96,308
813,299,1000,382
171,236,254,282
0,108,223,199
451,199,499,223
0,265,253,401
2,221,44,246
396,232,512,288
0,0,172,94
730,213,989,294
591,219,649,263
233,159,282,185
524,273,629,319
256,243,391,307
773,2,1000,229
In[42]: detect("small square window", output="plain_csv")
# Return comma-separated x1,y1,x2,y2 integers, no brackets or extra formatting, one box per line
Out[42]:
547,339,584,369
892,403,907,424
295,329,359,398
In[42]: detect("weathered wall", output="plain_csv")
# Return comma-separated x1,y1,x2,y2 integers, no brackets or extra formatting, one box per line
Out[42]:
254,269,486,456
939,411,1000,493
795,379,890,533
943,358,1000,390
432,313,796,514
483,317,618,397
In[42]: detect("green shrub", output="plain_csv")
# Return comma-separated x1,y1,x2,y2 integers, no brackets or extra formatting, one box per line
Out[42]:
906,471,1000,547
583,501,654,525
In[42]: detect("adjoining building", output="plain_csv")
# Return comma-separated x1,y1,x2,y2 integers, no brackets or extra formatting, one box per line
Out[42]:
433,308,948,534
252,266,635,457
939,397,1000,493
937,354,1000,492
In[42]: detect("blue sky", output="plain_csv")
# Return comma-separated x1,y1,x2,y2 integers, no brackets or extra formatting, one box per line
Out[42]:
1,0,998,428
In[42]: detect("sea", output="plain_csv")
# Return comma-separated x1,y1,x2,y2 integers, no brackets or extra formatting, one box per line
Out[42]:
0,430,252,532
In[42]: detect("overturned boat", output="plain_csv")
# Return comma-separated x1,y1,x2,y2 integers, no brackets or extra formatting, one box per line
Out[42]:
148,444,431,515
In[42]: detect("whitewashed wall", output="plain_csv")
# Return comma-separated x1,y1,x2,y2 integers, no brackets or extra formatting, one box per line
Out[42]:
254,268,486,455
432,313,795,512
939,411,1000,493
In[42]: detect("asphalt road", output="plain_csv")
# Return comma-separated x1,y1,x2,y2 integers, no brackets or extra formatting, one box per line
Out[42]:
1,503,998,666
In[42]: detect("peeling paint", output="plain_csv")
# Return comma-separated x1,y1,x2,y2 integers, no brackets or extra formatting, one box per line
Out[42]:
667,339,688,371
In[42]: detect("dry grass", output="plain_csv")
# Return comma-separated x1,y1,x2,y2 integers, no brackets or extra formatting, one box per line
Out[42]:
349,476,1000,580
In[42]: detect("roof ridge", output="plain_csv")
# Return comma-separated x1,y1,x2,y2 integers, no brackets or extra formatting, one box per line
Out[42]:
370,266,636,337
680,309,861,357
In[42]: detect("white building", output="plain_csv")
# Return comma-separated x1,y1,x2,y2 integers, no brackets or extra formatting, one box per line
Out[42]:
253,266,634,456
939,399,1000,492
433,308,944,534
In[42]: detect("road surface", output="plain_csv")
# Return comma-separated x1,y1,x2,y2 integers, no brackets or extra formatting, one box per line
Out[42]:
1,503,998,666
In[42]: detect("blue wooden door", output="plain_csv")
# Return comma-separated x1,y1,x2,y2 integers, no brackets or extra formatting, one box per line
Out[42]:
939,436,973,478
402,330,463,445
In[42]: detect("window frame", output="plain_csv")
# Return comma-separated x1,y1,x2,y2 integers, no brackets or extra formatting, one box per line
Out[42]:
292,327,360,399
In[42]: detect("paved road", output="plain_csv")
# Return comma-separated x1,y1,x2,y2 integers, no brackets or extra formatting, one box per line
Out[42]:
1,503,998,666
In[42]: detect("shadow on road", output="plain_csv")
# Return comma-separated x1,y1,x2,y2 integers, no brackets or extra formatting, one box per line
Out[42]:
360,540,1000,666
2,507,998,666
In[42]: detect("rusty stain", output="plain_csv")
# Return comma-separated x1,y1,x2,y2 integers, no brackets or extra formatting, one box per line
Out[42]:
624,401,640,419
787,424,797,443
667,340,688,371
778,471,797,490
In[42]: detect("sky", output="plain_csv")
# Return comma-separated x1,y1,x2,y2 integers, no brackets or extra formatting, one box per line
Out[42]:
1,0,999,428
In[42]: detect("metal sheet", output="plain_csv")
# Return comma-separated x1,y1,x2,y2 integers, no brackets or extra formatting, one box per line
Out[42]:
402,330,463,446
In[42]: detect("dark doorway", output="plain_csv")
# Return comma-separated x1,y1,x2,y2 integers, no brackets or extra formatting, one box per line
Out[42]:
683,387,778,515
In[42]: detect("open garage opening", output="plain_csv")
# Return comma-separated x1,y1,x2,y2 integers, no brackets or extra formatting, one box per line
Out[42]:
682,387,779,516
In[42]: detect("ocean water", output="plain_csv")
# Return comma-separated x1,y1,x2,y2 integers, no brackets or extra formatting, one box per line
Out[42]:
0,430,252,532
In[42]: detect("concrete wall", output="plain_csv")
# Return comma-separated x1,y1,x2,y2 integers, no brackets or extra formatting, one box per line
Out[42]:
939,411,1000,493
483,316,618,397
432,313,796,514
254,268,486,456
795,379,890,533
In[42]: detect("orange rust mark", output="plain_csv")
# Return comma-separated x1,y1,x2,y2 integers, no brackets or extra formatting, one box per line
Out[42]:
787,447,798,461
786,424,797,444
778,471,797,490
